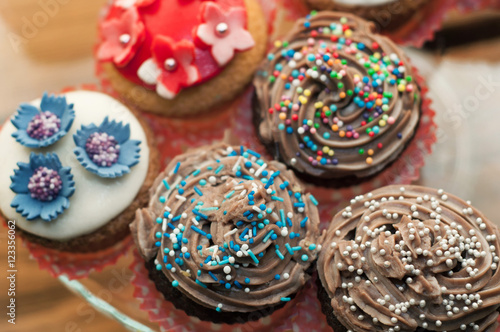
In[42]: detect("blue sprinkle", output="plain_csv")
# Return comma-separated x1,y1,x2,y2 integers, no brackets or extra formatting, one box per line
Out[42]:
293,203,305,207
309,195,319,206
215,165,224,174
275,249,284,260
173,162,181,174
245,278,250,284
272,196,284,202
172,215,181,222
285,243,294,255
247,250,259,265
225,283,231,289
192,210,208,220
274,274,281,280
263,230,275,243
156,264,162,270
204,256,212,264
300,217,309,228
247,149,261,158
208,271,218,281
196,279,207,288
286,217,292,227
194,186,203,196
191,225,207,236
234,280,242,289
162,179,170,190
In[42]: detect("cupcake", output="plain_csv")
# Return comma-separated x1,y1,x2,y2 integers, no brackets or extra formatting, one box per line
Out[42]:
96,0,267,117
0,90,160,253
131,143,323,324
317,185,500,331
253,12,422,187
303,0,430,32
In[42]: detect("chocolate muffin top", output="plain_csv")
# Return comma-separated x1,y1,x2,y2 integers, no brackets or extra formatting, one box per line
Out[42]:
318,185,500,332
253,12,420,183
132,143,323,313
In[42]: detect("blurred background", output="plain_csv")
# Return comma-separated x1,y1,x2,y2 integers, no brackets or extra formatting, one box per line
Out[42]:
0,1,499,331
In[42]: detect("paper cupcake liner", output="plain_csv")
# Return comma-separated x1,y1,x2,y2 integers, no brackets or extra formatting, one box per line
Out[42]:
0,214,132,279
24,235,133,280
456,0,500,12
130,249,326,332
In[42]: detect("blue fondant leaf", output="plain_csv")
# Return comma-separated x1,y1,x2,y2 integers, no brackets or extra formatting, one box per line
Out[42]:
30,152,62,171
11,194,43,221
40,92,68,117
73,123,98,147
9,162,32,194
40,196,69,222
11,104,39,130
59,166,76,198
117,139,141,168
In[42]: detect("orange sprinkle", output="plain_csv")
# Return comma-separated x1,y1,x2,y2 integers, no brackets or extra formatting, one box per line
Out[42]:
368,149,374,156
339,92,346,99
339,131,345,138
331,125,339,131
366,157,373,164
279,113,287,120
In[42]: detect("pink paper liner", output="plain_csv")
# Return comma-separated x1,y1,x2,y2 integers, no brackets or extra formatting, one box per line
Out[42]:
1,84,142,279
456,0,500,12
130,249,327,332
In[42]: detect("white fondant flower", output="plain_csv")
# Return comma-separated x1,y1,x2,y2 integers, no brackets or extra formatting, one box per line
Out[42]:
196,2,255,66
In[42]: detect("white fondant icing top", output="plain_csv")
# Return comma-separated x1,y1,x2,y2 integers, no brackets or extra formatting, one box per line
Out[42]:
334,0,397,5
0,91,150,241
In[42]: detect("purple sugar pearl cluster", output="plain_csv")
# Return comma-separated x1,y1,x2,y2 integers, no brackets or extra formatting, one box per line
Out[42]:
26,111,61,140
85,132,120,167
28,166,63,202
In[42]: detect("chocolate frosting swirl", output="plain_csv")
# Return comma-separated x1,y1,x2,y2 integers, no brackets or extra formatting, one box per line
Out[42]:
253,12,420,181
131,143,323,313
318,185,500,332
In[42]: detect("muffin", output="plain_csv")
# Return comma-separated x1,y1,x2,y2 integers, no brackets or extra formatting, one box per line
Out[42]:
0,90,160,252
253,12,421,187
317,185,500,331
303,0,431,32
131,143,323,324
96,0,267,117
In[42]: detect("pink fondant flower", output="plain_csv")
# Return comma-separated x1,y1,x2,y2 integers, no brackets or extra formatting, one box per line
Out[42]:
137,36,200,99
196,2,255,66
115,0,156,9
97,8,145,67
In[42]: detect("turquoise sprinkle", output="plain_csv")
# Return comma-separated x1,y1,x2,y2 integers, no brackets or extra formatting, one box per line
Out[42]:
280,209,285,224
247,250,259,265
263,230,275,243
162,179,170,190
285,243,294,255
225,190,235,199
199,179,207,186
200,207,219,211
281,297,291,302
309,244,317,250
173,162,181,174
272,196,284,202
196,279,207,288
275,249,284,260
194,186,203,196
301,254,309,262
172,280,179,287
309,195,319,206
215,165,224,174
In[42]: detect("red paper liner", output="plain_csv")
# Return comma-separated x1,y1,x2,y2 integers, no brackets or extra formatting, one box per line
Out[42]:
130,249,327,332
24,236,133,280
1,84,142,279
271,0,457,48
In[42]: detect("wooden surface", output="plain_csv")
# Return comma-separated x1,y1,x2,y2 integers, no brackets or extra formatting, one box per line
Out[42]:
0,1,499,332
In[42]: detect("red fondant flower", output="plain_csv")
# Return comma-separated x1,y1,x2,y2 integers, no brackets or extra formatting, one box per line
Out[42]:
97,8,145,67
137,36,200,99
196,2,255,66
115,0,156,9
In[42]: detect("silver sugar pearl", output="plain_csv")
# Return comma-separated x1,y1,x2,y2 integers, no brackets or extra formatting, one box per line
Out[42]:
164,58,177,71
215,22,229,36
119,34,131,44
